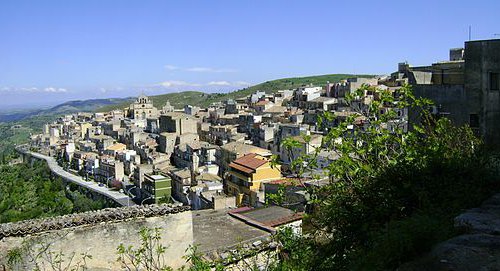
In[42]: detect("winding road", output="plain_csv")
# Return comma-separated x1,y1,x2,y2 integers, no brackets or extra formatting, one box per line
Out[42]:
17,147,135,206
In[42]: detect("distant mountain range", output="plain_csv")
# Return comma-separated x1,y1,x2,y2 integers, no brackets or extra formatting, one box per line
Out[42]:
2,73,375,123
0,98,134,122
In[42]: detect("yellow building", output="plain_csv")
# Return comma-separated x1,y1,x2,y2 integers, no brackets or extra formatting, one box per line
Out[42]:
227,153,281,206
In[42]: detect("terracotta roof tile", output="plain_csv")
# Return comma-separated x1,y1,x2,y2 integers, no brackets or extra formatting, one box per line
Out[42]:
233,153,268,169
229,162,255,174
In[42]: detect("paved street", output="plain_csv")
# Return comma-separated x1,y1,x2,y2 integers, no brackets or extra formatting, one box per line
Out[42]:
20,149,135,206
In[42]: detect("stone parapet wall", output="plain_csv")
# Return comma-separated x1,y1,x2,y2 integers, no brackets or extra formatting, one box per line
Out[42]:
0,204,190,239
0,210,194,270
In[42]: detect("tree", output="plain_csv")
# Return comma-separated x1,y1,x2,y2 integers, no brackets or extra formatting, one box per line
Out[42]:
280,84,500,270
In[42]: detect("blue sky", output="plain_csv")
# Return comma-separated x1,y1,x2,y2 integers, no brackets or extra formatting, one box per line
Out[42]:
1,0,499,108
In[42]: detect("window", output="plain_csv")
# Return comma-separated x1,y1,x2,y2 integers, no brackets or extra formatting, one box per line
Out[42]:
469,114,479,128
491,72,499,90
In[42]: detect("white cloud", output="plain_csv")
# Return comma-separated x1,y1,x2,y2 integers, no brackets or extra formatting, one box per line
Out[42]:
158,81,201,88
164,65,179,71
20,87,39,92
164,64,237,73
99,86,124,93
185,67,213,72
44,87,67,93
147,80,253,91
0,87,14,92
186,67,237,73
0,86,68,93
207,81,232,86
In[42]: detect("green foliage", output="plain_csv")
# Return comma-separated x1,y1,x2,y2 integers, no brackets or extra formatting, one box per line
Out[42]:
0,114,59,164
265,84,500,270
297,84,500,270
180,245,223,271
117,227,172,271
0,123,31,163
0,161,74,223
67,190,107,213
266,184,286,206
353,213,454,270
0,161,107,223
269,227,314,271
117,227,311,271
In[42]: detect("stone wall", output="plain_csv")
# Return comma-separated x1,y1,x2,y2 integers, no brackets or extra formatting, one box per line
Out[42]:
0,205,193,270
412,84,467,125
465,39,500,148
0,204,189,239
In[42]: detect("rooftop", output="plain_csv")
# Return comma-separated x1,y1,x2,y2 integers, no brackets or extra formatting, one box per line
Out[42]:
229,153,268,174
255,100,270,106
147,174,168,180
268,178,305,187
171,168,191,179
198,172,222,182
264,105,288,113
192,209,269,253
105,143,126,151
310,97,337,103
220,141,271,156
228,206,303,232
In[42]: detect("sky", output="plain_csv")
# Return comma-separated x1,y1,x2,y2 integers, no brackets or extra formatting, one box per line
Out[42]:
1,0,499,108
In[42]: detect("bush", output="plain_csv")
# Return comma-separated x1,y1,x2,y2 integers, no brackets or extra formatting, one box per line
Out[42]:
279,85,500,270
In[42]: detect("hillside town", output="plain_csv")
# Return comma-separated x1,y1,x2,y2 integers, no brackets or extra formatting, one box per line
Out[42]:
3,0,500,267
28,76,392,209
27,39,500,215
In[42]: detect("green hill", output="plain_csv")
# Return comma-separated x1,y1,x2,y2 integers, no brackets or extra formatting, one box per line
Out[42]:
98,74,375,112
0,98,133,123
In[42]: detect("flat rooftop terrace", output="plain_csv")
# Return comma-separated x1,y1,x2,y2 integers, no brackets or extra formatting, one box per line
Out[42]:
192,209,269,252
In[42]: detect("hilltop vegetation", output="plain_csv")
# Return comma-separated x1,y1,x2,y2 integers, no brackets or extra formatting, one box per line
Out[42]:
0,115,64,162
0,161,106,223
48,97,133,114
98,73,375,111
